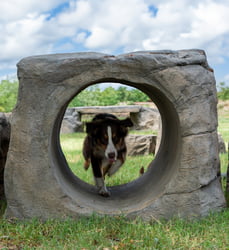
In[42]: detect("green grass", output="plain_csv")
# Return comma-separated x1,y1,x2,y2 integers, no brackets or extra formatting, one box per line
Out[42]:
220,153,228,174
0,112,228,249
218,113,229,175
218,115,229,155
0,211,228,249
60,118,229,185
60,131,153,186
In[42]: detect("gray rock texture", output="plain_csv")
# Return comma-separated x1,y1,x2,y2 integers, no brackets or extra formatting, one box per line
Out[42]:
4,50,226,220
126,134,157,156
0,113,11,200
60,109,83,133
60,105,161,135
218,133,226,154
130,107,160,131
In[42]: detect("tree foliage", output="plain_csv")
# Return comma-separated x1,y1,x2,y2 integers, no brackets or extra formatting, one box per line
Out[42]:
217,82,229,100
0,81,148,112
1,79,228,112
69,84,149,107
0,80,19,112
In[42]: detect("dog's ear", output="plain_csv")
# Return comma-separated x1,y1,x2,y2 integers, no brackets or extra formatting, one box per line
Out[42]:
86,121,100,135
85,122,94,134
120,118,133,127
119,118,133,137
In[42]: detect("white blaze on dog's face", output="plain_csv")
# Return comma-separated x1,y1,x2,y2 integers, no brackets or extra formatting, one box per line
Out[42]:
85,115,133,164
105,126,117,163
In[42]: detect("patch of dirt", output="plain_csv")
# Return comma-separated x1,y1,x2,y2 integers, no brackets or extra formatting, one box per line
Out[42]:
218,100,229,116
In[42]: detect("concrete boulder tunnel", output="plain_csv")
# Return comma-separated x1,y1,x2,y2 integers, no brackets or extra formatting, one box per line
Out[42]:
4,51,226,220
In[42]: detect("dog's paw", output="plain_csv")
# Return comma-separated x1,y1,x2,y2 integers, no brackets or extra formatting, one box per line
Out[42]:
84,161,90,171
98,187,111,197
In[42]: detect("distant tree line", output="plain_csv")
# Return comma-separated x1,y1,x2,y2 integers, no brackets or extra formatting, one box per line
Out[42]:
217,82,229,100
1,80,229,112
69,85,149,107
0,81,149,111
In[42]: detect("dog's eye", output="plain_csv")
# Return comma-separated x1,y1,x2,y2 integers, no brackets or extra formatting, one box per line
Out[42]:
112,135,119,144
101,135,108,144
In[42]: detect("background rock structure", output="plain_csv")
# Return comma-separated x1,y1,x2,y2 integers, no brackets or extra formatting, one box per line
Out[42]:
126,134,157,156
4,50,226,220
0,113,11,200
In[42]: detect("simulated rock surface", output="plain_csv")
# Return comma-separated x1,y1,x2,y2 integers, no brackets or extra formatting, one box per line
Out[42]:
4,50,226,220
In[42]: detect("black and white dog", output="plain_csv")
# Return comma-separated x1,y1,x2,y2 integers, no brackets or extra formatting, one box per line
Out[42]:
83,113,133,197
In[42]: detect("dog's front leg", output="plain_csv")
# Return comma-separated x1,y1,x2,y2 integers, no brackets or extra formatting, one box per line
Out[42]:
91,156,110,197
94,177,110,197
108,159,123,176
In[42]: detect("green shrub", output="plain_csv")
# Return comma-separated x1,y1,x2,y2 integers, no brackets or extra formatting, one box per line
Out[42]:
217,82,229,100
0,80,19,112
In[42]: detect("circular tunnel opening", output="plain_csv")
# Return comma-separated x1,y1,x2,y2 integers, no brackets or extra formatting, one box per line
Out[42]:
59,82,161,188
51,79,181,213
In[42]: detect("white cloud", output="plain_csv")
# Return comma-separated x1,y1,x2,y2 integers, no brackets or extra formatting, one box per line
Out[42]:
74,31,88,44
0,0,66,22
181,2,229,43
143,0,229,51
1,14,50,60
57,0,92,28
55,0,153,52
0,1,66,63
0,0,229,83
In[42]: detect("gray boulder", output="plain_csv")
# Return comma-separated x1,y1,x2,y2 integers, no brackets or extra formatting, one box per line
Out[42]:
4,50,225,220
0,113,11,199
130,107,160,131
126,134,157,156
218,133,226,154
60,108,83,133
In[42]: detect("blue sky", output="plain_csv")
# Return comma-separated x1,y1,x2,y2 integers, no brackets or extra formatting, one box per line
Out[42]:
0,0,229,86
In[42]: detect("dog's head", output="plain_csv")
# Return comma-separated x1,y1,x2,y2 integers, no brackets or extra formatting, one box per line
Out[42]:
86,113,133,163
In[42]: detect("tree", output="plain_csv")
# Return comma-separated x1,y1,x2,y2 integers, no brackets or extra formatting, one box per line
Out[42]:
98,87,119,105
124,88,148,103
69,84,149,106
116,86,128,102
217,82,229,100
0,80,19,112
69,85,102,106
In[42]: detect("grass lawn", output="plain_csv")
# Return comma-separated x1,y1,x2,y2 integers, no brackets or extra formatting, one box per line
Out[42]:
218,110,229,175
60,132,153,186
0,211,228,249
60,113,229,184
0,110,228,249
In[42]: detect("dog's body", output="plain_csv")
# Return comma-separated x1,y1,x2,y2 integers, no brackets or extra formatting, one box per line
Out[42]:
83,113,133,197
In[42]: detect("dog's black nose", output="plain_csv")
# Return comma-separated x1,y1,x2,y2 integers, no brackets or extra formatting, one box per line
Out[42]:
108,152,116,159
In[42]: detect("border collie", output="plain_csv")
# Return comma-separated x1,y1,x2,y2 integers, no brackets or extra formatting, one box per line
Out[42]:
83,113,133,197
